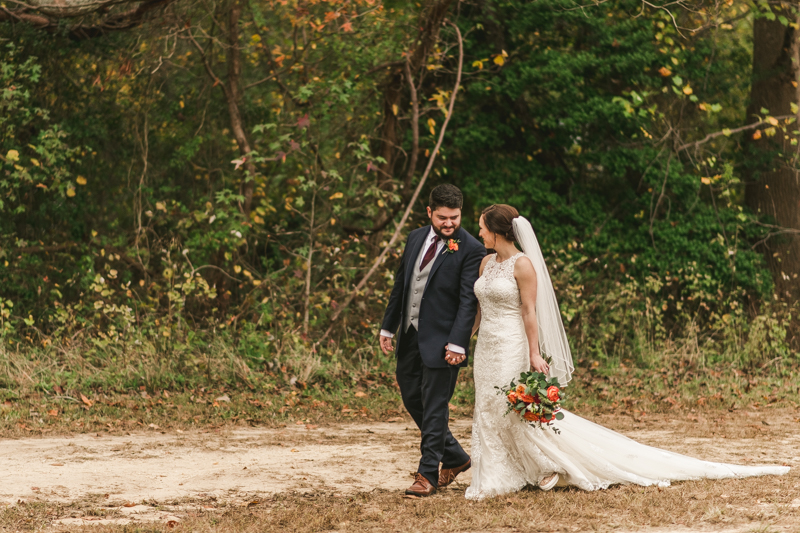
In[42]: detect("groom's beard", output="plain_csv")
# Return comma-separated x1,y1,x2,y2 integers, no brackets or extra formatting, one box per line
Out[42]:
432,223,460,240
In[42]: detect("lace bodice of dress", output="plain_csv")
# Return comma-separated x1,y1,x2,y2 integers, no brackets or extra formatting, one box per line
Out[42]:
474,252,524,323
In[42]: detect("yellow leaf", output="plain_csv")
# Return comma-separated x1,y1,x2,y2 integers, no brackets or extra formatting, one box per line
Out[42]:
493,55,505,66
472,60,483,70
5,149,19,162
234,265,242,274
767,116,779,126
330,218,336,225
701,177,711,185
66,188,76,197
753,129,762,140
392,104,398,116
156,201,166,211
427,118,436,128
179,101,185,109
377,199,385,207
682,86,693,95
31,158,40,167
501,49,508,58
670,57,679,65
329,192,344,200
76,176,87,185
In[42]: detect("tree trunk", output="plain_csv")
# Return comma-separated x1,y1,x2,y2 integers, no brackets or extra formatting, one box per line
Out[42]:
745,8,800,299
225,0,257,216
367,0,454,232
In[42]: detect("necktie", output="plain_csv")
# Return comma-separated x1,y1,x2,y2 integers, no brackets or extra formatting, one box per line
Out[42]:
420,235,440,270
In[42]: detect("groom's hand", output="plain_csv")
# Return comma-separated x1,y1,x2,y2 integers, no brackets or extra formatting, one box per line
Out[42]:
445,345,466,365
379,334,394,355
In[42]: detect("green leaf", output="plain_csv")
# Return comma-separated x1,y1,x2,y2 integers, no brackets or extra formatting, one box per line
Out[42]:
555,412,565,420
671,76,683,87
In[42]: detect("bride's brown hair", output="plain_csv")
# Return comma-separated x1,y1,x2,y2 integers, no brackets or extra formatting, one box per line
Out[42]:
482,204,519,243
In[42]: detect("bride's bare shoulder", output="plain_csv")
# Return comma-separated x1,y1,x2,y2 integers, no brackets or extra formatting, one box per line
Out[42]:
513,255,536,281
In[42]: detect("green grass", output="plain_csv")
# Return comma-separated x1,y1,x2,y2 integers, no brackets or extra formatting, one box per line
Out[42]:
1,329,798,437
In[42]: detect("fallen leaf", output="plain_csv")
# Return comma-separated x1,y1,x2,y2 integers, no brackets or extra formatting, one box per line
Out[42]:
167,520,179,528
51,463,64,466
354,391,367,398
386,417,404,422
148,423,160,430
80,394,93,407
47,409,58,417
291,448,299,452
123,502,136,508
305,424,318,430
215,395,231,403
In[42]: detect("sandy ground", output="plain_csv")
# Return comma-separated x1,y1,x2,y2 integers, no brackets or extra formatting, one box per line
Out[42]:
1,412,798,529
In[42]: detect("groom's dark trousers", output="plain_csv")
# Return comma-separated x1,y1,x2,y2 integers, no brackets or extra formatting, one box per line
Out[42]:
381,225,485,488
396,325,469,485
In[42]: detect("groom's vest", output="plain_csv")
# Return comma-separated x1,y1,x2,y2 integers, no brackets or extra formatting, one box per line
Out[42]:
404,239,436,332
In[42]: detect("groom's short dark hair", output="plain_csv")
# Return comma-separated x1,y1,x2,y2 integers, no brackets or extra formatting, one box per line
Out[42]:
429,184,463,211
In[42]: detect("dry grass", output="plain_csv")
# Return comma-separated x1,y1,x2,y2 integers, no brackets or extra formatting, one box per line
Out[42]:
3,472,799,532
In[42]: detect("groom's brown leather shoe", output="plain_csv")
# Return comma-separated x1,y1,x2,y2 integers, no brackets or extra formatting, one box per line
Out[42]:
405,473,436,497
439,459,471,488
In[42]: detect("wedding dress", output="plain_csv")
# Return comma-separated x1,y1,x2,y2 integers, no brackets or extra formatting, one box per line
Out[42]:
465,252,789,500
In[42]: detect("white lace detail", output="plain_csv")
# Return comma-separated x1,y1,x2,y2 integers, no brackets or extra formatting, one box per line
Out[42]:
465,253,789,501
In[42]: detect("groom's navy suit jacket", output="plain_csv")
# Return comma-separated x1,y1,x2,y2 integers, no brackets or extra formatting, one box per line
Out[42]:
381,226,486,369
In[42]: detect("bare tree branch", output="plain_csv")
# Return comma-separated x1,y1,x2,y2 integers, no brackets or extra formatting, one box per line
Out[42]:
320,20,465,343
676,115,796,152
0,0,175,37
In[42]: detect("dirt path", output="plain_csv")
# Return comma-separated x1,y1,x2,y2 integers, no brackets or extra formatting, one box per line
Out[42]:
1,412,798,530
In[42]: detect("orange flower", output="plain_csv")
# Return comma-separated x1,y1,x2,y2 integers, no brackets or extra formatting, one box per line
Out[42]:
515,384,526,396
519,393,536,403
546,386,560,402
507,392,518,404
448,241,458,251
523,411,540,422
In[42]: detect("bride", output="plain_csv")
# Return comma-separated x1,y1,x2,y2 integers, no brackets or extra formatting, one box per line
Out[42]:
455,204,789,500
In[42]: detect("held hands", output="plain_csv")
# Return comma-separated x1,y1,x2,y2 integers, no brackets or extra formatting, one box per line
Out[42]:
445,345,466,365
379,335,394,355
530,353,549,374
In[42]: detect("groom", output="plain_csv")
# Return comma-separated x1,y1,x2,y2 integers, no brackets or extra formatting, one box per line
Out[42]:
379,184,486,496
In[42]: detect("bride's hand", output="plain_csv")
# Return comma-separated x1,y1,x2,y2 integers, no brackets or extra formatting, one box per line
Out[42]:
530,353,549,374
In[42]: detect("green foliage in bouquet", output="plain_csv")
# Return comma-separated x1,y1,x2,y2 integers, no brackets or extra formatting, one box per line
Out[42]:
496,371,565,433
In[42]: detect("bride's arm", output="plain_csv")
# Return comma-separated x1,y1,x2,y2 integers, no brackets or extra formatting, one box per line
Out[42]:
471,255,492,337
515,256,549,374
471,304,481,337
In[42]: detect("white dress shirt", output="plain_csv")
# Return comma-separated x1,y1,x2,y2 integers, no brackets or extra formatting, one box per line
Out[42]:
381,227,465,354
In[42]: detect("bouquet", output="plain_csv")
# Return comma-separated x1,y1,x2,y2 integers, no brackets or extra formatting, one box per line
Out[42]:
496,370,565,433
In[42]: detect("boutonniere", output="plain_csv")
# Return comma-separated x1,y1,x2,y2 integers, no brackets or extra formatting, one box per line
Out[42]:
443,238,461,254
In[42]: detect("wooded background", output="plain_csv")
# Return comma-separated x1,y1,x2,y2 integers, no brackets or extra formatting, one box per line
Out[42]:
1,0,799,374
